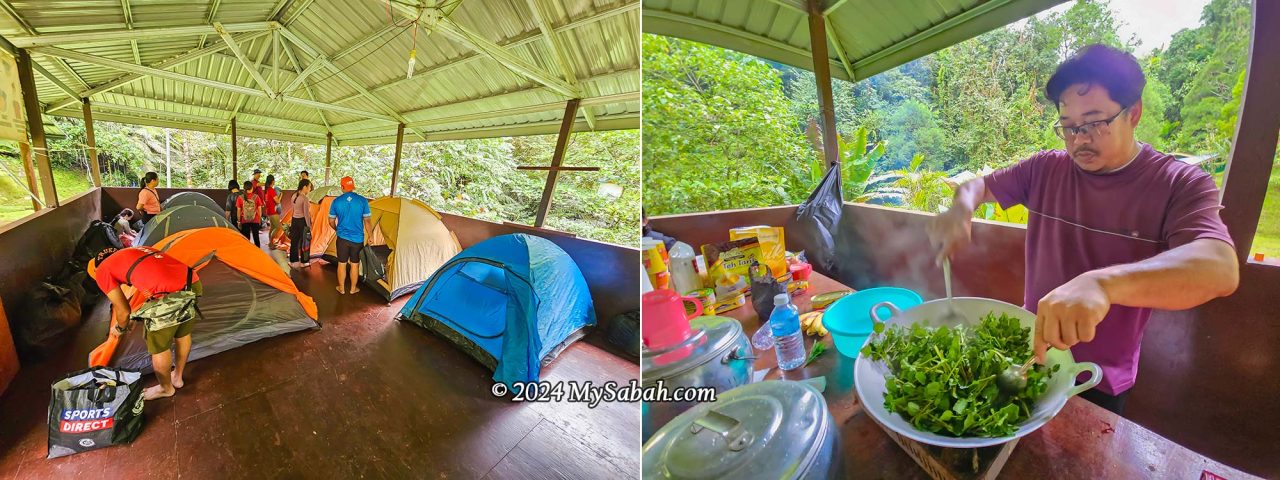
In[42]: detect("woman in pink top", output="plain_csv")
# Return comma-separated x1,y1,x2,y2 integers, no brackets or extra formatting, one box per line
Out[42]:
135,172,161,224
288,179,315,267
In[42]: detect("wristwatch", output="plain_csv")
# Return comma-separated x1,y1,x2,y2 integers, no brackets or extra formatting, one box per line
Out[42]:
113,323,127,335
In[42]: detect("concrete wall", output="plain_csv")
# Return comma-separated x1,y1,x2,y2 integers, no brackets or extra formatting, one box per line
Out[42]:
650,202,1280,476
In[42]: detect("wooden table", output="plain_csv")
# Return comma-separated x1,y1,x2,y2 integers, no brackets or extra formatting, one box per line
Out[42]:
720,272,1260,479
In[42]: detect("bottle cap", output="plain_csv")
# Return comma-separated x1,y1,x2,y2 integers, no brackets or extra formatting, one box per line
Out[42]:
774,293,789,306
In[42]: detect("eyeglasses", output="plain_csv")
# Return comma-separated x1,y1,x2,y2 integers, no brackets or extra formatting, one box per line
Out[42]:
1053,107,1128,140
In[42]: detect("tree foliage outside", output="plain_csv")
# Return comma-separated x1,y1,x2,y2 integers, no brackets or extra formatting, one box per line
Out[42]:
643,0,1254,218
0,119,640,247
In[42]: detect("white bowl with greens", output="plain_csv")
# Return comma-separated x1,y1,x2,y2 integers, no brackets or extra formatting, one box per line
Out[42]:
853,297,1102,448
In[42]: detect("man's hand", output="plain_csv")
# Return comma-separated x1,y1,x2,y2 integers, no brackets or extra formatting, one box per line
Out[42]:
1034,272,1110,363
928,207,973,265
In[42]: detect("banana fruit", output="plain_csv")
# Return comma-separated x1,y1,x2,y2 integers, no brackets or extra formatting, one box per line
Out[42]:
800,311,828,337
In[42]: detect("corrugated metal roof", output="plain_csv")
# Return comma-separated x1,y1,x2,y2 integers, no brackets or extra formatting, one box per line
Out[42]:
642,0,1065,82
0,0,640,145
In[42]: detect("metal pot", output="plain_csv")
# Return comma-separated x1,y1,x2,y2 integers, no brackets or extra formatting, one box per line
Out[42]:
855,297,1103,448
642,380,843,479
642,315,754,441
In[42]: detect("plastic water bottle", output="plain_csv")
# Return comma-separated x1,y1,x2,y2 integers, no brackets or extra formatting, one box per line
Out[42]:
770,293,806,371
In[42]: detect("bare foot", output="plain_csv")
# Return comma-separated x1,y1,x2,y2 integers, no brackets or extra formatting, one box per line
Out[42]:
143,384,176,400
172,375,184,389
336,285,346,294
350,286,361,294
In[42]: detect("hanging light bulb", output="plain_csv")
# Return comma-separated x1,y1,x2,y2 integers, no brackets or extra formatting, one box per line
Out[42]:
406,49,417,79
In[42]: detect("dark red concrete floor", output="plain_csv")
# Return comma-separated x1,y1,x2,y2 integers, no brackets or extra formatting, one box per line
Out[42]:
0,234,640,479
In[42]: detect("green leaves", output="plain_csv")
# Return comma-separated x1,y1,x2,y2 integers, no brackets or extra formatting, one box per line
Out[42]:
862,312,1054,438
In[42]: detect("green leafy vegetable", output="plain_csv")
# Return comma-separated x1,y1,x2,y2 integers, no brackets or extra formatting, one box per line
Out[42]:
860,312,1060,437
804,342,827,367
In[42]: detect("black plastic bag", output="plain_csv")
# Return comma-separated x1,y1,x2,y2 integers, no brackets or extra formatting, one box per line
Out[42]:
749,261,787,321
15,283,82,359
787,164,843,277
602,309,640,360
47,367,146,459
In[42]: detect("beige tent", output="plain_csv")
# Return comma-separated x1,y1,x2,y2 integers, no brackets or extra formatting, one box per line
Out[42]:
325,196,461,301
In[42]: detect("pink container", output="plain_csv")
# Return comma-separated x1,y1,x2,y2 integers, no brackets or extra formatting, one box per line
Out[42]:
642,289,703,362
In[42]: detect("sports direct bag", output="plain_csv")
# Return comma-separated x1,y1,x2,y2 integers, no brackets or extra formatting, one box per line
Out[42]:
47,367,145,458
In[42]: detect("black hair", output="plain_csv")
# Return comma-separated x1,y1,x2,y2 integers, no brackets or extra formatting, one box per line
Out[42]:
300,170,309,176
265,174,275,187
142,171,159,187
1045,44,1145,109
297,179,311,191
228,179,240,191
242,180,254,192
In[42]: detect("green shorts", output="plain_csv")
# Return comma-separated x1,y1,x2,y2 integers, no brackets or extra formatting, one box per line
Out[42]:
143,281,202,355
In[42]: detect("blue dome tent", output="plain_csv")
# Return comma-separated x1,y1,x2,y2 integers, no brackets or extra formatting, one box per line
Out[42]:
397,234,596,386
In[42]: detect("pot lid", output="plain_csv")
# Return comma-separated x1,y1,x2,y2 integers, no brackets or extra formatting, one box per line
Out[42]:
642,380,830,479
642,316,745,380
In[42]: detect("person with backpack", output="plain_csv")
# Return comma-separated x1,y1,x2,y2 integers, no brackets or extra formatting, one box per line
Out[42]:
224,179,241,229
236,180,264,247
264,175,283,249
289,179,314,268
135,172,161,225
88,247,202,401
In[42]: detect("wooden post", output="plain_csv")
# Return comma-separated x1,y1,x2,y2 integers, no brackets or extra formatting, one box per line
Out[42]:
18,142,39,210
81,98,102,187
15,50,57,208
808,0,840,168
389,123,405,196
1220,0,1280,263
534,98,580,227
324,132,332,186
230,117,238,180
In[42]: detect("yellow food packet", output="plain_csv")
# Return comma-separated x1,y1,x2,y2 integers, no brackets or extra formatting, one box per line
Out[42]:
701,238,760,297
729,226,787,279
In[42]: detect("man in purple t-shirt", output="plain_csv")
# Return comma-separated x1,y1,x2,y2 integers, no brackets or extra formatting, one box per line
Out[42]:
930,45,1239,415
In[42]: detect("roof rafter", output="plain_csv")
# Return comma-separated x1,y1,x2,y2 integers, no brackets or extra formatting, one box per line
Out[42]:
330,1,634,107
525,0,596,129
390,2,580,98
215,22,278,98
30,60,80,99
197,0,223,48
91,96,327,136
32,45,395,121
227,36,276,127
337,91,639,137
7,22,275,49
120,0,141,64
338,113,639,146
45,30,270,113
279,27,430,141
56,108,326,145
330,67,639,135
279,38,331,132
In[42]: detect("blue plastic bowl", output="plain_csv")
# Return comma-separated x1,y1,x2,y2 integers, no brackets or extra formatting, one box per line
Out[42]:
822,287,923,358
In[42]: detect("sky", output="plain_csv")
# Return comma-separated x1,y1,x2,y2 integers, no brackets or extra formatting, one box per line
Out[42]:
1035,0,1215,55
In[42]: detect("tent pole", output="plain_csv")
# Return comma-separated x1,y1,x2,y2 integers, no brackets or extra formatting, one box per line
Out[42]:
324,132,332,186
16,49,58,208
808,0,840,168
390,123,404,196
534,98,580,227
231,117,238,181
82,98,102,187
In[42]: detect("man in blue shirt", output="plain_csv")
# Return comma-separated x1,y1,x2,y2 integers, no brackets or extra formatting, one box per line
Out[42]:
328,176,372,295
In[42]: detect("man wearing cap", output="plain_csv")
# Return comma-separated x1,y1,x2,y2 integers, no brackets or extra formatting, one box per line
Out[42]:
250,168,263,192
328,176,372,295
89,247,202,401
